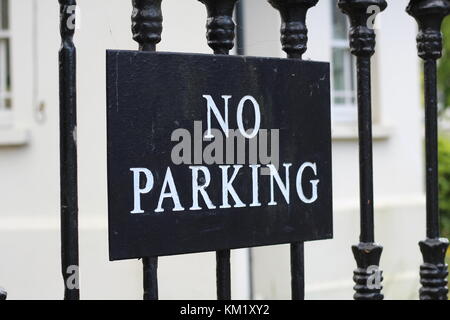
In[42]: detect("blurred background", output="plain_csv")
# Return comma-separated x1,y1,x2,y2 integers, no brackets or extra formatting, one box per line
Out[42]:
0,0,448,300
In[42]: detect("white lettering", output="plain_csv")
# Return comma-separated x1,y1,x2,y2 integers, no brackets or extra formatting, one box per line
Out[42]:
296,162,319,203
204,95,231,138
236,95,261,139
189,166,216,210
268,163,292,205
250,164,261,207
130,168,154,214
155,167,185,212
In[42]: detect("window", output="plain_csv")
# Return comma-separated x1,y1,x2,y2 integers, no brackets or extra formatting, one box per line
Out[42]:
331,2,356,123
0,0,11,126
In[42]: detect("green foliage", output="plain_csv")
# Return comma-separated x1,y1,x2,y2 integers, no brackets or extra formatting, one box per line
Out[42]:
439,136,450,238
438,17,450,110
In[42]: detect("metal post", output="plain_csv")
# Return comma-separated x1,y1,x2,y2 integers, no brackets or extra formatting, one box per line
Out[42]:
338,0,387,300
268,0,319,300
131,0,163,300
58,0,80,300
198,0,239,300
407,0,450,300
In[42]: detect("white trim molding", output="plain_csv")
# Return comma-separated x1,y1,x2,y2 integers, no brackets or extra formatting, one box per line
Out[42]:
0,126,29,146
332,124,394,141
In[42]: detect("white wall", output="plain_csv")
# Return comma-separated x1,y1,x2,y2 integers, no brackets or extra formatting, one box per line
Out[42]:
0,0,425,300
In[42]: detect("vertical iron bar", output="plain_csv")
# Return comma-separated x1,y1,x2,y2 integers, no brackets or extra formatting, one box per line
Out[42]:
198,0,238,300
338,0,387,300
58,0,80,300
268,0,318,301
143,257,158,300
290,242,305,300
407,0,449,300
356,56,374,243
235,0,245,56
424,58,439,239
131,0,163,300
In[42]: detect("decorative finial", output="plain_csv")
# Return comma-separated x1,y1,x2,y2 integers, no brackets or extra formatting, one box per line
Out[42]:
199,0,239,54
352,243,384,300
268,0,319,59
407,0,450,60
132,0,163,51
419,239,449,299
338,0,387,57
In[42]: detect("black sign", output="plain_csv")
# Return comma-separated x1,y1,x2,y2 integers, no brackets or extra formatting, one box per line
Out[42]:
107,50,333,261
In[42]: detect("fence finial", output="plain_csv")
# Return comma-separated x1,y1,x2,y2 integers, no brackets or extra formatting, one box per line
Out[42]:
198,0,239,301
268,0,318,59
407,0,450,60
199,0,239,55
268,0,317,301
132,0,163,51
407,0,450,300
338,0,387,57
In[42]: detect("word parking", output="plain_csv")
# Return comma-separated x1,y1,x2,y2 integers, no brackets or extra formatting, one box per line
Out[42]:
130,162,320,214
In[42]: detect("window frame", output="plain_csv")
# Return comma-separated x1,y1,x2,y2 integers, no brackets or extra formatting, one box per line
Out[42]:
330,2,357,123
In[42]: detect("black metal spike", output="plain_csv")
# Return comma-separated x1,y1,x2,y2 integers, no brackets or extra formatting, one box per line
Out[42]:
0,287,6,300
419,238,449,299
268,0,318,300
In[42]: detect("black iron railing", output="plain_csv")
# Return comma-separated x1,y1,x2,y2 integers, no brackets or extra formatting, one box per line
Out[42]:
407,0,450,300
